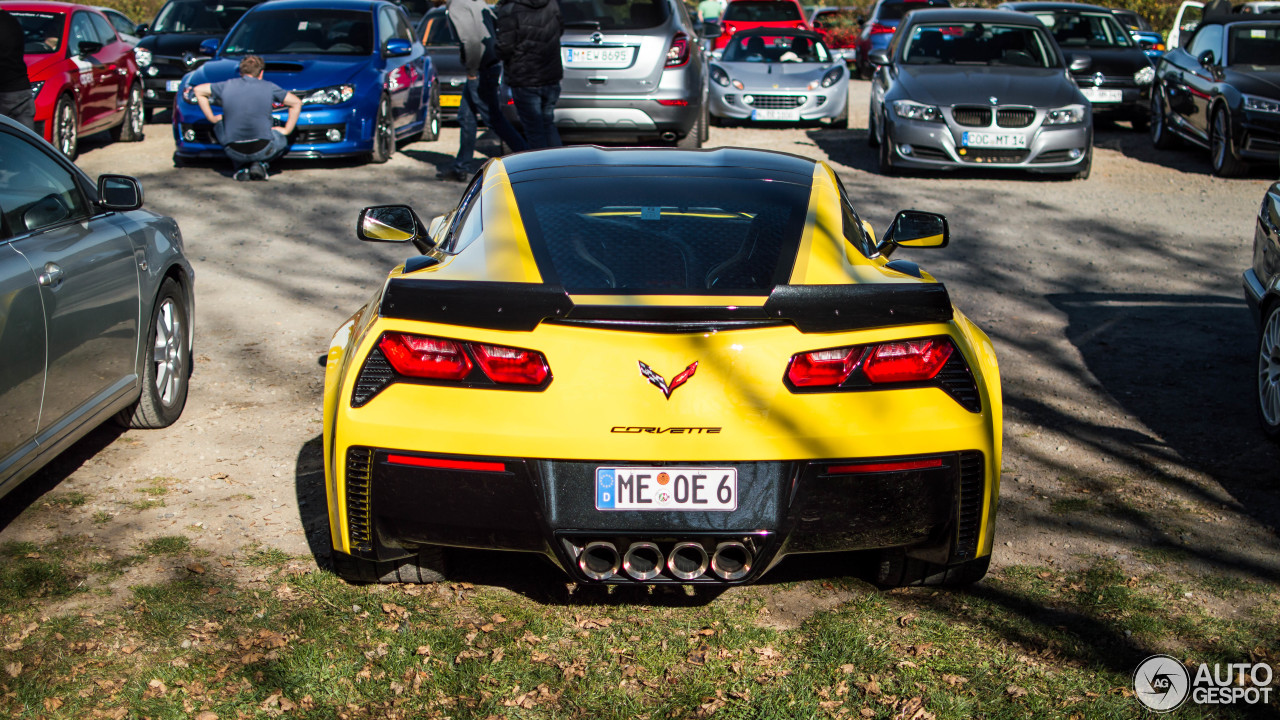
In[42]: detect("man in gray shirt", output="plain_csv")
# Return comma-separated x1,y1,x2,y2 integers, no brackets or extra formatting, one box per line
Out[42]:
194,55,302,180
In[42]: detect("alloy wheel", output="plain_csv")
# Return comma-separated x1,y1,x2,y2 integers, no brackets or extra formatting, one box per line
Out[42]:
1260,306,1280,430
128,86,144,136
57,102,77,156
153,298,184,407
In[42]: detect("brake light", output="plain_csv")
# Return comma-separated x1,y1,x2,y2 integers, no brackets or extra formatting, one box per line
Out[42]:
826,458,944,474
472,343,550,385
862,338,953,383
869,22,895,35
795,22,808,29
387,454,506,472
379,333,473,380
656,98,689,106
786,346,863,387
666,32,689,67
724,23,737,36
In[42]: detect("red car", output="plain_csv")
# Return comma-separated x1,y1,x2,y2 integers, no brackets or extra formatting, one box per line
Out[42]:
4,0,143,158
714,0,810,51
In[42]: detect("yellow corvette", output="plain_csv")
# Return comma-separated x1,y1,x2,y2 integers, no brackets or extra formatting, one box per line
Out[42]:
323,146,1001,587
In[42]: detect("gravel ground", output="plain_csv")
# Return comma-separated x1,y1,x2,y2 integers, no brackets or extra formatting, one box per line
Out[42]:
4,80,1278,617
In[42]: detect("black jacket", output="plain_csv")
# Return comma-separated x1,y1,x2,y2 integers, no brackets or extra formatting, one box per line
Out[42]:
495,0,563,88
1,10,32,94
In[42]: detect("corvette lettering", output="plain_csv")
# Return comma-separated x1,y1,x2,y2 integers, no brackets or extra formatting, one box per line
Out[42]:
611,426,722,434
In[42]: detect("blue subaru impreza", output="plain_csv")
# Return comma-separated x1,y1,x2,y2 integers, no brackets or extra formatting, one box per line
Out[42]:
172,0,439,163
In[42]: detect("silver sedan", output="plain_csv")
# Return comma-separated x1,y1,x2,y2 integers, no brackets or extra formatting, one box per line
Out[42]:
867,8,1093,177
709,29,849,128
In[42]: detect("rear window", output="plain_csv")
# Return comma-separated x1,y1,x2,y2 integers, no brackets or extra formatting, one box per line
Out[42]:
874,0,950,22
510,176,810,293
724,2,803,22
561,0,670,30
14,11,64,54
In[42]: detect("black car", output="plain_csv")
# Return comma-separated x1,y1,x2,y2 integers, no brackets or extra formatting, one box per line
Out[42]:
132,0,266,119
1000,2,1154,129
1150,8,1280,176
1246,183,1280,439
416,6,465,122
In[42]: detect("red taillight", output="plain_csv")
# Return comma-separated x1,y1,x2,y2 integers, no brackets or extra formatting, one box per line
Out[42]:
724,23,737,35
795,22,808,29
387,454,506,472
786,346,863,387
862,338,953,384
379,332,473,380
472,343,550,385
869,22,895,35
666,32,689,67
826,458,944,474
656,98,689,106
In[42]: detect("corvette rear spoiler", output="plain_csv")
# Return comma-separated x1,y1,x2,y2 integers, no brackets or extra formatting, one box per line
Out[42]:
380,279,953,333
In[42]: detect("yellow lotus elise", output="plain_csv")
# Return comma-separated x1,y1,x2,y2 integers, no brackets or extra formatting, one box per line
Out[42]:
323,146,1001,587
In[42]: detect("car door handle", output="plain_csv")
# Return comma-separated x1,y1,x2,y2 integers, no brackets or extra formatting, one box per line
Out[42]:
37,263,64,288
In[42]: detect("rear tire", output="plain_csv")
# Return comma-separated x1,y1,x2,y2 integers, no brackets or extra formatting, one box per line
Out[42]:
677,106,705,148
118,278,190,429
875,551,990,588
332,547,447,584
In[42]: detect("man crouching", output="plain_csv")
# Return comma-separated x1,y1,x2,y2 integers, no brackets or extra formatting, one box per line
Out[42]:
193,55,302,181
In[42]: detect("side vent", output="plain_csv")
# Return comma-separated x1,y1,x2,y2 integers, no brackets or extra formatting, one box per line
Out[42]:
953,451,984,561
345,447,374,552
936,352,981,413
352,348,394,407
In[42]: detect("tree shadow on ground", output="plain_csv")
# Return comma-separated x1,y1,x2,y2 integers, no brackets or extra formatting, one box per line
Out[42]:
0,423,125,531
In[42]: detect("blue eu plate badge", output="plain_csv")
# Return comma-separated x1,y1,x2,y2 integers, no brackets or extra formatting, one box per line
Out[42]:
597,468,616,509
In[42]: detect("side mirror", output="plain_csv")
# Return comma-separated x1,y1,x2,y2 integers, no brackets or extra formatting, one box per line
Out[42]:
1197,49,1215,67
98,174,144,211
1068,53,1091,72
135,23,149,37
701,21,723,39
878,210,948,257
199,38,219,55
868,49,891,66
385,38,413,57
77,40,103,56
358,205,434,253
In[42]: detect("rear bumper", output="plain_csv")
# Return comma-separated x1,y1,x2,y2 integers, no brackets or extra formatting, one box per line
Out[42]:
549,95,702,140
335,447,990,585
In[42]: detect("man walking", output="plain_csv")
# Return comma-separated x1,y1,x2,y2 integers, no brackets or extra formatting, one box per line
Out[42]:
193,55,301,180
496,0,563,149
0,9,36,130
440,0,527,182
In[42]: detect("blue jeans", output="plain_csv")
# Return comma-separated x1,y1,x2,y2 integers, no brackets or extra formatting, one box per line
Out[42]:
511,85,561,150
452,63,527,174
223,130,288,170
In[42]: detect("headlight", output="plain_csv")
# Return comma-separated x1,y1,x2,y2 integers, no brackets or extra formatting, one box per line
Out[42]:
134,46,152,67
1045,104,1086,125
30,81,43,98
1244,94,1280,114
892,99,943,122
820,66,844,88
1133,65,1154,85
710,65,730,87
300,85,355,105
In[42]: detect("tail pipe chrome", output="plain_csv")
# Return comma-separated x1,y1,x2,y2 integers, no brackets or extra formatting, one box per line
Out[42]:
579,541,621,580
660,130,678,143
667,541,709,580
622,542,664,581
710,541,753,581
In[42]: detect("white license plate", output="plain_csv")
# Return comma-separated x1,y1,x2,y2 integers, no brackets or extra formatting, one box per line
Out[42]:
562,46,634,68
166,80,181,92
752,108,800,121
962,131,1027,148
1081,87,1123,103
595,467,737,511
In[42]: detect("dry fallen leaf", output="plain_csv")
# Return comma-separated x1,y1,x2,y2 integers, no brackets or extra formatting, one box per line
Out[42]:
897,613,917,627
1007,685,1029,698
195,712,218,720
185,563,206,575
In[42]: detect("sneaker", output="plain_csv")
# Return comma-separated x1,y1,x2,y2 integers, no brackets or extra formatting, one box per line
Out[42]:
234,167,251,181
249,162,268,181
435,166,468,182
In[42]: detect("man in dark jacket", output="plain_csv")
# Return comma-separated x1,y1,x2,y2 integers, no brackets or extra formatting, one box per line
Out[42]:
0,9,35,130
495,0,563,149
440,0,527,181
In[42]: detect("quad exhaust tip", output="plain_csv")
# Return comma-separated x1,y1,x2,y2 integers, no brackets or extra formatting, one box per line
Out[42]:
579,541,620,580
667,541,710,580
623,542,664,581
711,541,752,581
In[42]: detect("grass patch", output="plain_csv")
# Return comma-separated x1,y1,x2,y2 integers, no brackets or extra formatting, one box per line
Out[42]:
139,535,190,556
1049,497,1094,514
226,493,255,501
127,498,166,511
92,511,113,524
241,543,291,567
136,476,178,496
1136,544,1194,566
44,491,91,509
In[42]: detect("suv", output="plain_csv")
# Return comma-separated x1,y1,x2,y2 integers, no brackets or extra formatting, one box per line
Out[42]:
557,0,709,146
856,0,950,78
132,0,265,120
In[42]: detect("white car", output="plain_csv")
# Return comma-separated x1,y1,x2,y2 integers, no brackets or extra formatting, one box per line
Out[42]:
708,28,849,127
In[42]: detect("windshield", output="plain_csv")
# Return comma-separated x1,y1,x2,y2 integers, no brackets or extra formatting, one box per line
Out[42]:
875,0,950,22
510,176,809,293
14,11,64,54
221,9,374,55
1033,10,1133,48
420,12,458,45
152,0,257,33
1228,24,1280,64
723,33,831,62
901,22,1058,67
723,2,803,22
560,0,669,30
